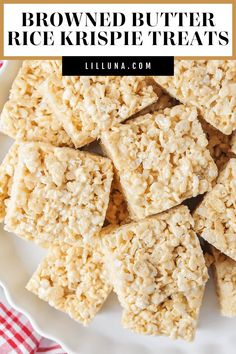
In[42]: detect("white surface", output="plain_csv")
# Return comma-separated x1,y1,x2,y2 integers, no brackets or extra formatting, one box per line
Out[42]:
1,61,236,354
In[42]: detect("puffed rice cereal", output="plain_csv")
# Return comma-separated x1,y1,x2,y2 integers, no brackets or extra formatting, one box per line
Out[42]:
44,68,158,147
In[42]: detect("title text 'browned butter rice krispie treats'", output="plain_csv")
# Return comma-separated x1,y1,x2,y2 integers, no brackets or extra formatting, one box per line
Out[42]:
26,240,112,325
4,142,113,246
0,61,74,147
194,159,236,261
102,105,218,220
211,247,236,317
154,60,236,135
101,205,208,340
0,142,19,222
44,67,158,147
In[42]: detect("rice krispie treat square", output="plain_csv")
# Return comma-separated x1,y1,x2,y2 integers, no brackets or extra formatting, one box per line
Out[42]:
102,105,218,220
194,159,236,261
26,240,112,325
0,142,19,222
4,142,113,246
122,286,205,341
101,205,208,314
154,60,236,135
105,175,130,225
211,247,236,317
45,69,158,147
0,60,73,147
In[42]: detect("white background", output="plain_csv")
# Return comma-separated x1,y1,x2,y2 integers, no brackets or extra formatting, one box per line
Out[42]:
3,4,233,58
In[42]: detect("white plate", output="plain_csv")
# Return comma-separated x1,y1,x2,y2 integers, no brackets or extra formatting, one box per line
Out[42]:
1,61,236,354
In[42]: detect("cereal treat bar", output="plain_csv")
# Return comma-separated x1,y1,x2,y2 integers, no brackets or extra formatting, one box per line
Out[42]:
101,205,208,315
0,142,18,222
122,286,204,341
194,159,236,261
102,105,218,220
4,142,113,246
26,240,112,325
0,60,73,147
45,69,158,147
199,117,232,171
211,247,236,317
105,175,130,225
154,60,236,135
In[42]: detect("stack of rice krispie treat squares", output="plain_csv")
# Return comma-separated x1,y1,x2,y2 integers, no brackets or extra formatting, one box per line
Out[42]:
104,80,177,226
101,206,208,341
154,60,236,170
99,101,220,340
43,63,158,148
0,60,161,326
0,60,159,240
153,60,236,319
101,104,218,220
0,141,114,325
1,59,235,340
1,60,158,148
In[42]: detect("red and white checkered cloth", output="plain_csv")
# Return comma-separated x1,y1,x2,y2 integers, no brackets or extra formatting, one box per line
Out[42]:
0,301,67,354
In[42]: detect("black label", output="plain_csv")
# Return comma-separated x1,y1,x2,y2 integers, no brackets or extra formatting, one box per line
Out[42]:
62,56,174,76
